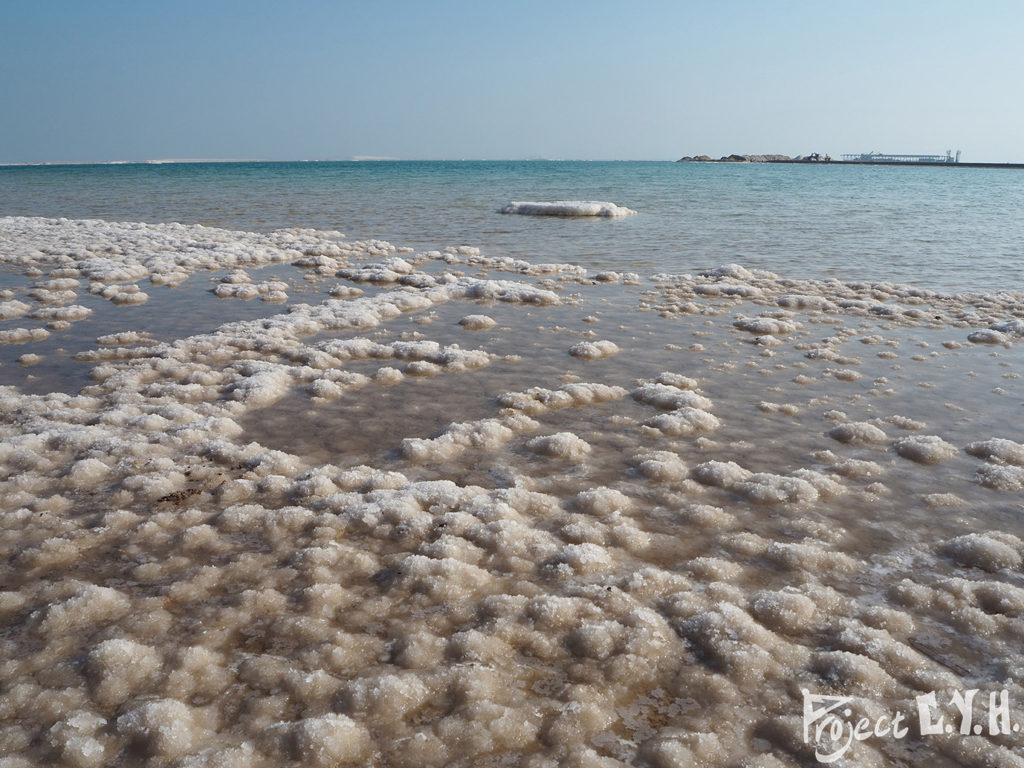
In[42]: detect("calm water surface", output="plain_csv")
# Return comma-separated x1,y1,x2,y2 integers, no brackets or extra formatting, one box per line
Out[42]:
3,160,1024,290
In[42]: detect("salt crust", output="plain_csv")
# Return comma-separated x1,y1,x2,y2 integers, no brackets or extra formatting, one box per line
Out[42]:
401,415,540,463
964,438,1024,490
828,367,863,382
458,314,497,330
886,414,926,431
967,329,1009,345
758,401,799,416
733,315,799,335
642,407,720,437
921,492,965,509
965,437,1024,466
691,460,837,505
213,280,288,302
30,304,92,323
893,434,957,465
941,533,1024,572
0,299,32,319
567,339,620,360
525,432,592,460
2,218,1024,767
974,464,1024,491
776,294,836,311
827,421,889,445
0,217,556,299
95,331,154,347
0,327,51,345
990,318,1024,336
630,373,719,438
631,451,688,482
497,382,628,415
500,201,637,217
293,714,371,766
649,266,1024,348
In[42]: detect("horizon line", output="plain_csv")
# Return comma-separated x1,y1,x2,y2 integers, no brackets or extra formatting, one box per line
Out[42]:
0,157,684,167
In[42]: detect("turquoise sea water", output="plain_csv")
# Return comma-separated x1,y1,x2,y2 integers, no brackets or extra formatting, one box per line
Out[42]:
3,160,1024,291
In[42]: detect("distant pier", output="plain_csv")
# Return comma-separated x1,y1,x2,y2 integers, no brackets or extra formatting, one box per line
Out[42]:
834,158,1024,169
841,151,960,164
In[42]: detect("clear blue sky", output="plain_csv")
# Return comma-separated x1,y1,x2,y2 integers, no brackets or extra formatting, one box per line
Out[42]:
3,0,1022,163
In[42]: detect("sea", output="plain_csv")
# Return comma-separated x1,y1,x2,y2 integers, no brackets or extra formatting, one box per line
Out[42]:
3,159,1024,291
3,160,1024,766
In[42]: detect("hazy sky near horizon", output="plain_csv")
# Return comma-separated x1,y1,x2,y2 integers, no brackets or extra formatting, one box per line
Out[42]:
3,0,1022,163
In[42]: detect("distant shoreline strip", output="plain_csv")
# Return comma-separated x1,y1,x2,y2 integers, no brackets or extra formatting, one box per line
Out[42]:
681,159,1024,170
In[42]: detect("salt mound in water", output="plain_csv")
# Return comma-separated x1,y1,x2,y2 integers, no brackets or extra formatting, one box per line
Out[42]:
500,201,637,217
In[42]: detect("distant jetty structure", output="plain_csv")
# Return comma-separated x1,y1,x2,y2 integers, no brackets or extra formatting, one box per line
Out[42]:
841,150,960,164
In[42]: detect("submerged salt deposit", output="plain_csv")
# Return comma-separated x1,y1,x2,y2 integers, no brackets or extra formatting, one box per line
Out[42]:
2,216,1024,767
500,201,637,218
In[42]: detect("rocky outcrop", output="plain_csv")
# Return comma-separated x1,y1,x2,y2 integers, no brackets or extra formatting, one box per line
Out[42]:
678,153,832,163
678,154,792,163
